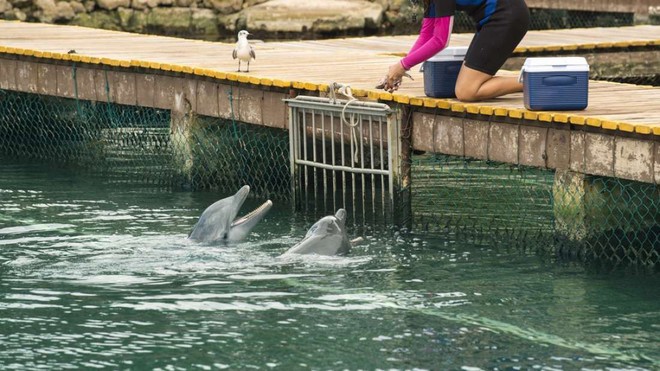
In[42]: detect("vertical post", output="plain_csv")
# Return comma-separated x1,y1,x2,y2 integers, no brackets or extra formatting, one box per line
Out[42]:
170,91,194,186
553,170,590,241
288,104,297,208
399,105,413,229
389,105,412,228
553,169,660,266
553,168,660,239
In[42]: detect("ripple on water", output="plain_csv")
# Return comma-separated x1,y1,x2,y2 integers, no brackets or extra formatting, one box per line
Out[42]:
0,223,76,235
1,160,658,370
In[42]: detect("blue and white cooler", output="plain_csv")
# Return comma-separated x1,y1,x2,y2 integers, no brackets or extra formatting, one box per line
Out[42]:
520,57,590,111
423,46,468,98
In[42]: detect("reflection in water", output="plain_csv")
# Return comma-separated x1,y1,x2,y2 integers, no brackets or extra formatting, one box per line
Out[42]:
0,160,658,370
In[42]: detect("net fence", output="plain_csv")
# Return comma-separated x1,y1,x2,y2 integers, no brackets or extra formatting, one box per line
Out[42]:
0,88,290,200
410,154,659,272
0,88,657,270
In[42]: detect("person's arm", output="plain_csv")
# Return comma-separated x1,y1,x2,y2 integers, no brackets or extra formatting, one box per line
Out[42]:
401,15,453,70
405,16,436,57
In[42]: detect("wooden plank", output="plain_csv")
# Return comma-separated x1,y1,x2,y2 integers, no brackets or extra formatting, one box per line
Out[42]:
0,20,658,134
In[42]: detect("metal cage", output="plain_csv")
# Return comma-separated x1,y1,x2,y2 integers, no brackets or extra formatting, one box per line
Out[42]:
286,95,402,225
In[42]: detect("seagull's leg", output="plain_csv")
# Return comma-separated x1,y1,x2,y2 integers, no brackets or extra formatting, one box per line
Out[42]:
237,61,241,72
246,60,250,73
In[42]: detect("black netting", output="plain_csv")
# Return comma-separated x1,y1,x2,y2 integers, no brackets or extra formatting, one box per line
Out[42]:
411,154,659,271
1,88,657,270
0,89,290,200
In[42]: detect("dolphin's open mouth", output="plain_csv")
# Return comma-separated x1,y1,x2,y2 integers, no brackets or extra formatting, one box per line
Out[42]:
231,200,273,227
188,185,272,243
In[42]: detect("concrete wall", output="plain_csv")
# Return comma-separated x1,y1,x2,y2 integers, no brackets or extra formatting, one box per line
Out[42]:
411,111,660,185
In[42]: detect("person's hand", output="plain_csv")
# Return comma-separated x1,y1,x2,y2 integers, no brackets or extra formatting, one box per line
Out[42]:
376,62,411,92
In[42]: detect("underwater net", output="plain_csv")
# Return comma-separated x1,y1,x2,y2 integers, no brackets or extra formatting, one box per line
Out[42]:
410,154,659,271
0,89,290,200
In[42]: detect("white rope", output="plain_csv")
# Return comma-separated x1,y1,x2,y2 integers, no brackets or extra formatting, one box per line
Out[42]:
329,82,360,164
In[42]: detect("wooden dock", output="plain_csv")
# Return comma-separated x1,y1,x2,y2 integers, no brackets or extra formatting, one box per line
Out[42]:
1,21,658,132
1,20,659,184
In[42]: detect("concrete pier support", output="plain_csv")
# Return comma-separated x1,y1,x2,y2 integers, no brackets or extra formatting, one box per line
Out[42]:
553,170,602,241
553,169,660,242
170,91,194,184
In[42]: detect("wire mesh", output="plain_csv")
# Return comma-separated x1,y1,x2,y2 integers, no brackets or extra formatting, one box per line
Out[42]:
1,87,657,270
411,154,659,271
0,88,290,200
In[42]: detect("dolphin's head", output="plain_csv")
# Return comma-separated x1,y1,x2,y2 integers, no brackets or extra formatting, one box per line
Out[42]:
188,185,272,243
304,209,346,238
282,208,351,256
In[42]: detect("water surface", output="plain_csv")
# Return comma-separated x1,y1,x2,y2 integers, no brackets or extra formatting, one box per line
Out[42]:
1,160,658,370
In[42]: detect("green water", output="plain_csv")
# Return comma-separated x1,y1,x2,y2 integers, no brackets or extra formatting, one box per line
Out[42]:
1,160,658,370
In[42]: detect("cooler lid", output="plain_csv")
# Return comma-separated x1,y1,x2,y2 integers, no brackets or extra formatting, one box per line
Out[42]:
426,46,468,62
521,57,590,73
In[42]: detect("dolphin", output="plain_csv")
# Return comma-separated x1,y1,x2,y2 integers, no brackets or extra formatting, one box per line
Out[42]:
281,209,351,256
188,185,272,243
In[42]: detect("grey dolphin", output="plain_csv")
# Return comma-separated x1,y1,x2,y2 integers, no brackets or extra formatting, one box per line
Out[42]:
281,209,351,256
188,185,272,243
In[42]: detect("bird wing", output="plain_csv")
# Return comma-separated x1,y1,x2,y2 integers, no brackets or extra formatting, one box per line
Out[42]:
250,46,256,60
232,48,237,60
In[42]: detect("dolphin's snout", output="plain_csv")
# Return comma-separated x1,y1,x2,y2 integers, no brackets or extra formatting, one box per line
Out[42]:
188,185,270,243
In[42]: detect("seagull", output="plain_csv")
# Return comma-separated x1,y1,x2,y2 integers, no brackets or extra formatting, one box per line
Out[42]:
232,30,255,73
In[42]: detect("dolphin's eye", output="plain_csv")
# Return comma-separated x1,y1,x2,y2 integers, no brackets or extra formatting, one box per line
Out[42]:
223,232,228,240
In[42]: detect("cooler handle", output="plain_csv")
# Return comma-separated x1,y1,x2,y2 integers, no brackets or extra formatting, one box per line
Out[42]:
420,62,461,74
542,75,578,86
518,66,525,84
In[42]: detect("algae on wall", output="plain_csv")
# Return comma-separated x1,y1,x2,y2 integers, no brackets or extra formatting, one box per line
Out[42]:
0,0,410,41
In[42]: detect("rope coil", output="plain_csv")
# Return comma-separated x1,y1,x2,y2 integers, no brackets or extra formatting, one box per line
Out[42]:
329,81,360,164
